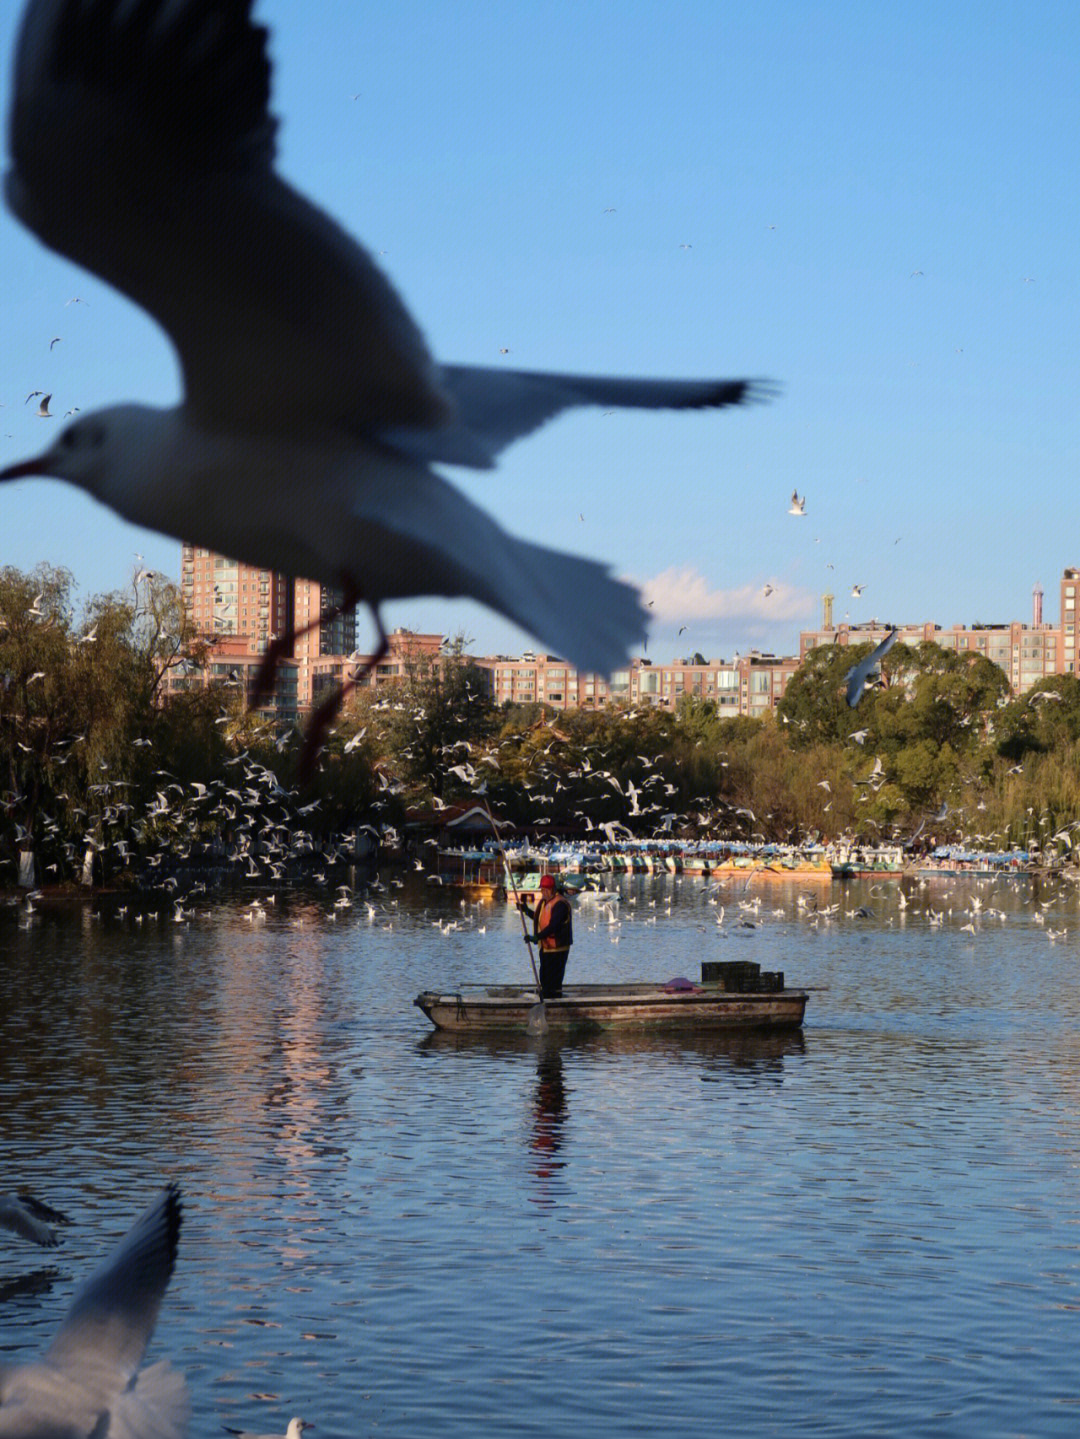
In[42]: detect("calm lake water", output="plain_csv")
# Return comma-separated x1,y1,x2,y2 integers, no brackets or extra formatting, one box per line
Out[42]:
4,869,1080,1437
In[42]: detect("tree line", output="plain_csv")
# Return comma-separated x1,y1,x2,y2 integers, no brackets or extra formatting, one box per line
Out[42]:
3,563,1079,886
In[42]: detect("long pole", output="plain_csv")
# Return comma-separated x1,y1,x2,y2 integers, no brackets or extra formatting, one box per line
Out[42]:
483,798,547,1035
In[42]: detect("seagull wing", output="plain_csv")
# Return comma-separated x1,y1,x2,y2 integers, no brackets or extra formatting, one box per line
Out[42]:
7,0,448,436
338,463,646,675
381,369,774,468
844,629,898,707
44,1185,182,1389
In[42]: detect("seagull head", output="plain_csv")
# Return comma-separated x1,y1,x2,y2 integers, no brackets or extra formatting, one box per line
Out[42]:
0,404,166,505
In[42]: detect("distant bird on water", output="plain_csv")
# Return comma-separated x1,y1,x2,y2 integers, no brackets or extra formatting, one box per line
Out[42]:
0,1185,188,1437
0,0,774,710
224,1419,313,1439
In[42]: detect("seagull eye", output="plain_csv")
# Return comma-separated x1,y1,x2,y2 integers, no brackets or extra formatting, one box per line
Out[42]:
63,422,104,450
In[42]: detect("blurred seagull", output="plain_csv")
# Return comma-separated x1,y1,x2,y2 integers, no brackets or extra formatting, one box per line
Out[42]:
0,1185,188,1437
1,0,773,708
36,393,52,417
0,1191,71,1247
224,1419,313,1439
788,490,805,515
845,629,898,707
850,583,864,597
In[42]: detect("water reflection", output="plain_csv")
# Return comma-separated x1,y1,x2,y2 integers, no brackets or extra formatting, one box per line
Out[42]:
0,1268,62,1306
418,1025,805,1069
530,1046,569,1196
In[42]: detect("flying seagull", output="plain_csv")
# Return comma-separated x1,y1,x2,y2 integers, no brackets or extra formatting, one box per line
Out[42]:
1,0,773,707
0,1185,188,1437
788,490,805,515
845,628,898,707
0,1191,71,1246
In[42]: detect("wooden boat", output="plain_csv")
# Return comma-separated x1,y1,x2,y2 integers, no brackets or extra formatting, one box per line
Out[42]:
414,979,808,1034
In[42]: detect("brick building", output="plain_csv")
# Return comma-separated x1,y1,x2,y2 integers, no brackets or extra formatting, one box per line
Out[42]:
171,548,1080,722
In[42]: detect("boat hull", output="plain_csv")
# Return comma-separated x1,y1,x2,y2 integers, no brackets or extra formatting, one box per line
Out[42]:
414,982,808,1034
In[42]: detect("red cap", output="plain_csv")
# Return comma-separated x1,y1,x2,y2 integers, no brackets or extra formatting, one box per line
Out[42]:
539,874,556,889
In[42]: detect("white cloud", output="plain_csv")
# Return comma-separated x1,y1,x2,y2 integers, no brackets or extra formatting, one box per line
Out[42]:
639,566,815,624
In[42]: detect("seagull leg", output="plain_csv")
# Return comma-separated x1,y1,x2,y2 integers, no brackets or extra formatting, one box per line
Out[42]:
247,630,298,712
298,601,388,783
247,580,364,711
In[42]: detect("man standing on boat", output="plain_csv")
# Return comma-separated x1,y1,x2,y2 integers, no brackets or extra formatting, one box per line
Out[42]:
523,874,573,998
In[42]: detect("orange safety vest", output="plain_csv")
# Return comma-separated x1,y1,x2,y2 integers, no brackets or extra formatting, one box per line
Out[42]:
535,892,572,951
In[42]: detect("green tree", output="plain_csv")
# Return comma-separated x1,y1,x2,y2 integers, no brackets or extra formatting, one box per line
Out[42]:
378,634,497,800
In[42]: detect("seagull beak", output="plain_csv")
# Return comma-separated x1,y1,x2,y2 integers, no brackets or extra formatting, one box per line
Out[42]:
0,455,50,480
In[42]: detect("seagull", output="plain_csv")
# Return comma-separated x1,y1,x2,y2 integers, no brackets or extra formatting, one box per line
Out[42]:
850,583,864,597
1,0,772,708
844,629,898,707
788,490,805,515
36,393,52,417
0,1185,188,1437
0,1191,71,1246
224,1419,313,1439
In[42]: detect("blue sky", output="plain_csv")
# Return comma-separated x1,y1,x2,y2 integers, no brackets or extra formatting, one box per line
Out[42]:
2,0,1078,663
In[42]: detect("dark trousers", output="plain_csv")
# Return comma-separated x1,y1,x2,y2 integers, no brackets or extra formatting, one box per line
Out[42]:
539,949,569,998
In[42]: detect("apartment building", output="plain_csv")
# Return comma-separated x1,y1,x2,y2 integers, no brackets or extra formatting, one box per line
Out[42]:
180,545,359,709
799,583,1063,694
308,629,446,701
475,651,799,716
165,633,301,724
180,545,293,648
173,548,1080,723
